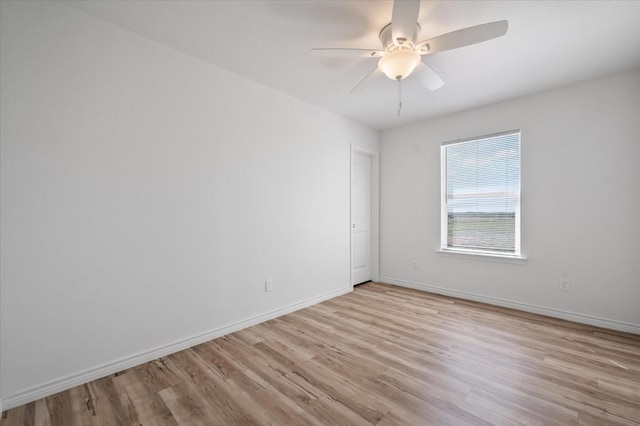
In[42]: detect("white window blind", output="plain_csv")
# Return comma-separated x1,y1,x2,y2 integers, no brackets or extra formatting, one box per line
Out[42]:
441,130,521,256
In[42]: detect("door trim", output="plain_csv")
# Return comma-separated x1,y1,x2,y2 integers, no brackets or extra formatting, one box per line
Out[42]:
350,145,380,288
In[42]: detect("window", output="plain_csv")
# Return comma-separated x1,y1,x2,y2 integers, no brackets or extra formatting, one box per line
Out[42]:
441,130,521,257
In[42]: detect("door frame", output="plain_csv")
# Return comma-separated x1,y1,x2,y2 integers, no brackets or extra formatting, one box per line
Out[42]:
350,144,380,288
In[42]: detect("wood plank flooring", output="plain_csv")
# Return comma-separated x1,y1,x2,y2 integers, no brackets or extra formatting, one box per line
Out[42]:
2,282,640,425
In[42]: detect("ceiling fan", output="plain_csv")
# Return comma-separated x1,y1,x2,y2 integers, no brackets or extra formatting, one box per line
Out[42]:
311,0,508,111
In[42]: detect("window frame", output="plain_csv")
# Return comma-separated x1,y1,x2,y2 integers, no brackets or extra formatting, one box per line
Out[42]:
440,130,522,259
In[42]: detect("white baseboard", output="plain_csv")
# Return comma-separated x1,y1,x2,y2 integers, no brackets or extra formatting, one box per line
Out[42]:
381,276,640,335
0,397,3,414
2,286,351,411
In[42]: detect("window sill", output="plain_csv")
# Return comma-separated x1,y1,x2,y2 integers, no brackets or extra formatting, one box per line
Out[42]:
436,249,527,264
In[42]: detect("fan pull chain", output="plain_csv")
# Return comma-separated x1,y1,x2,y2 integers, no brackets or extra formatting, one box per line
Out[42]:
397,79,402,116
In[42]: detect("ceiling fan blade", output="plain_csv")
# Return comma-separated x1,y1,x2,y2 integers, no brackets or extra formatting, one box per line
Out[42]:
414,62,444,91
350,67,384,95
311,48,384,58
416,20,508,54
391,0,420,45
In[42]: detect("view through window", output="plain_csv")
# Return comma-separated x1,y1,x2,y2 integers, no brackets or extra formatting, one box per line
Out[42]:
441,130,521,256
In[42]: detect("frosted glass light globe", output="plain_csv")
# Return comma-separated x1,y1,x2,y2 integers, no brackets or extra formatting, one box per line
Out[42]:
378,49,420,80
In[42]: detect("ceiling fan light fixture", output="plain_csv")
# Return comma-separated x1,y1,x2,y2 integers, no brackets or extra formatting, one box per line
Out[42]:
378,49,420,80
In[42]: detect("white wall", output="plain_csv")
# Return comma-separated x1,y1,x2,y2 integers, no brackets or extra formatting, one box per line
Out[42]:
0,1,378,407
380,68,640,333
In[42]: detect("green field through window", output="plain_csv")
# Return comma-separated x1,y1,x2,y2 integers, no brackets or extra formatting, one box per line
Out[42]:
448,212,515,252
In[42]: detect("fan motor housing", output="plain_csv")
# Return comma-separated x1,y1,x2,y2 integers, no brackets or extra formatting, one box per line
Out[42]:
379,23,421,50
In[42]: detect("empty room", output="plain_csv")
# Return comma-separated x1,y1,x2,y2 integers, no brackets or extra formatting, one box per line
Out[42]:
1,0,639,424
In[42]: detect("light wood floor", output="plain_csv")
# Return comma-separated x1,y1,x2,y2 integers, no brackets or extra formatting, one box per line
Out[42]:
2,282,640,425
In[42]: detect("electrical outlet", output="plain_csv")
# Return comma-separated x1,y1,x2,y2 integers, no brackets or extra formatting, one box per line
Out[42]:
412,260,419,269
265,279,273,293
559,279,571,292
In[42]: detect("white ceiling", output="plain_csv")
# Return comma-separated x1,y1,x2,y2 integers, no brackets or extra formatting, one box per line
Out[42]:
63,0,640,130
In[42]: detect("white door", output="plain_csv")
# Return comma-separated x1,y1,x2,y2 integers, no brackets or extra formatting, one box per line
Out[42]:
351,151,372,285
